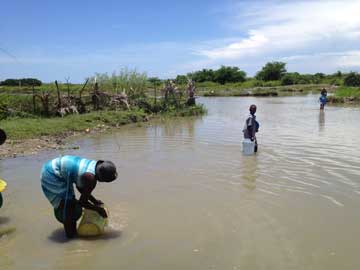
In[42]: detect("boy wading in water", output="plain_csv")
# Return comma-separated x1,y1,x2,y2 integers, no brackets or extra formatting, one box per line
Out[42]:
41,155,117,238
243,104,259,152
319,89,327,110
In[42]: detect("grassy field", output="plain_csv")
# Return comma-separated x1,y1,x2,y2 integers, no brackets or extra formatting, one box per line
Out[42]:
327,87,360,103
0,110,147,140
0,105,206,140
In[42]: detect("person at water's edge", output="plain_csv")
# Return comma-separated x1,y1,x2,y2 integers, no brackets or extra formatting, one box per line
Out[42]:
40,156,117,238
243,104,259,152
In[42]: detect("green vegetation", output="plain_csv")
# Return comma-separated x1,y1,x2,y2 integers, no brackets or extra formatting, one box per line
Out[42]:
0,68,206,141
344,72,360,87
172,62,348,92
199,83,328,97
0,103,207,140
256,61,286,81
328,87,360,104
169,62,359,100
90,69,148,97
0,78,42,86
0,110,147,140
187,66,246,84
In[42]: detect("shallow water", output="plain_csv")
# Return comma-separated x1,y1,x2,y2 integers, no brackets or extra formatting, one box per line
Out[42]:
1,95,360,270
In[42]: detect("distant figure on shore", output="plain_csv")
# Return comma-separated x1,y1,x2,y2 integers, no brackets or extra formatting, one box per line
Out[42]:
40,155,117,238
319,89,327,110
243,104,259,152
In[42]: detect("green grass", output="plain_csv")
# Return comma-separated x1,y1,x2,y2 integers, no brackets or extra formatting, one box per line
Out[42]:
0,110,147,140
199,84,330,97
334,87,360,98
160,104,207,117
327,87,360,103
0,105,206,140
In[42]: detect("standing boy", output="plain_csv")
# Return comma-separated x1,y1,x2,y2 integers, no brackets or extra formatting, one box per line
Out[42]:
319,89,327,110
243,104,259,152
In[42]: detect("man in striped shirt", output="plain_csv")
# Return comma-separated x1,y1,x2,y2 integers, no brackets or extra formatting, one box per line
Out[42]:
41,155,117,238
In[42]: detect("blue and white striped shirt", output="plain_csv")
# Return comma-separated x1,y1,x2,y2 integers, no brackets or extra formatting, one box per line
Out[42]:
41,155,96,208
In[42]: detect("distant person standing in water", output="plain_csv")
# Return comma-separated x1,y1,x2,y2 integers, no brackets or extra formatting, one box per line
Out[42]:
243,104,259,152
319,89,327,110
41,155,118,238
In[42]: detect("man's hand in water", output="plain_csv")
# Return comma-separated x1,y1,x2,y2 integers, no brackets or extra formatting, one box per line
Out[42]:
97,207,108,218
94,199,104,206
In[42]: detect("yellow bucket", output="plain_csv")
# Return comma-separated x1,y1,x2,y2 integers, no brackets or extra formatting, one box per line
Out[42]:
0,179,7,192
78,206,109,237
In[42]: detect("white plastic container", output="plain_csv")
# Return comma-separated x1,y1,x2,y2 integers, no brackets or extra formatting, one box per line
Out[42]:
242,139,255,155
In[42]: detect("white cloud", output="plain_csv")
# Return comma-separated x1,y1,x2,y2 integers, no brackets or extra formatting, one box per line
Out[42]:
2,0,360,80
197,33,268,59
196,0,360,73
337,51,360,68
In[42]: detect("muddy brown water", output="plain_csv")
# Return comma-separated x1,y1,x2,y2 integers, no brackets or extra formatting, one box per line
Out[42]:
1,96,360,270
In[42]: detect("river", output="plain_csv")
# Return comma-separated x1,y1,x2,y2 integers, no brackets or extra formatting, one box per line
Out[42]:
1,95,360,270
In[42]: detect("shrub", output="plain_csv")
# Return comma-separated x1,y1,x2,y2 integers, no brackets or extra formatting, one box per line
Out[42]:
256,62,287,81
344,72,360,86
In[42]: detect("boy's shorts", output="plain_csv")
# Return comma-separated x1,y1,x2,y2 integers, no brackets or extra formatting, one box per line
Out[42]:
54,199,83,224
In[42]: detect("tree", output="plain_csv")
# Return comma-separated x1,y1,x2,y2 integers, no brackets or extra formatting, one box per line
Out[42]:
256,62,287,81
188,69,215,82
214,66,246,84
314,73,325,79
281,72,300,85
175,75,188,85
344,72,360,86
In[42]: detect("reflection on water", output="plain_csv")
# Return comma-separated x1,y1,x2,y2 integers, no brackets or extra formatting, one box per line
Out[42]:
242,156,257,190
319,110,325,132
1,95,360,270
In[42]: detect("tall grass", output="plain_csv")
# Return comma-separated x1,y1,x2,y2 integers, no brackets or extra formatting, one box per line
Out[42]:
90,68,148,96
335,87,360,98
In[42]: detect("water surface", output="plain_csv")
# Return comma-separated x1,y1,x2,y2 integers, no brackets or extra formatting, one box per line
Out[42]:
1,96,360,270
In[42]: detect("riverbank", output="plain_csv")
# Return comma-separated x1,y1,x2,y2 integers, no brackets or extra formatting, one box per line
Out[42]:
195,83,334,97
0,105,206,159
327,87,360,104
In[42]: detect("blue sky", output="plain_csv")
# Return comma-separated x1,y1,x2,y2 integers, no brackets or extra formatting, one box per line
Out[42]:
1,0,360,82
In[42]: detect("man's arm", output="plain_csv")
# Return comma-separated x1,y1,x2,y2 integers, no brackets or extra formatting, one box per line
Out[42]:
89,194,103,206
77,173,107,218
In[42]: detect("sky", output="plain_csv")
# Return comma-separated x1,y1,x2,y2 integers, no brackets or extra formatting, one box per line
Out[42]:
1,0,360,82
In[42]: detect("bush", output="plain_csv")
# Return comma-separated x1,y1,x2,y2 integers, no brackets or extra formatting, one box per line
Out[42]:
344,72,360,86
281,73,298,85
256,62,287,81
174,75,188,85
214,66,246,84
187,66,246,84
188,69,215,82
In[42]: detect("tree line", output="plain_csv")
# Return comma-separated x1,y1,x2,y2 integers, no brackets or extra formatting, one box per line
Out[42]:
2,62,360,88
175,62,360,87
0,78,42,86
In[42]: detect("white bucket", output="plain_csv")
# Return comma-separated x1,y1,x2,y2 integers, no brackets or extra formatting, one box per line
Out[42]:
242,139,255,155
